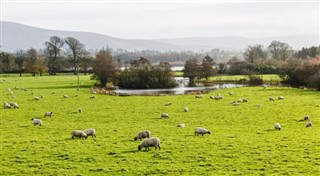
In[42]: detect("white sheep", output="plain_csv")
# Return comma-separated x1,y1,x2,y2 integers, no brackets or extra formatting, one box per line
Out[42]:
274,123,281,130
177,123,185,127
90,95,95,99
184,107,188,112
278,96,284,100
228,92,234,95
10,102,19,108
31,118,42,126
303,115,309,121
262,84,267,89
269,97,275,101
51,91,56,94
305,122,312,127
63,95,69,98
4,102,11,109
34,96,40,100
78,108,82,113
84,128,96,138
44,112,53,117
195,95,203,98
71,130,88,139
161,113,169,118
134,130,151,141
242,98,248,102
194,127,211,136
138,137,161,151
164,102,172,106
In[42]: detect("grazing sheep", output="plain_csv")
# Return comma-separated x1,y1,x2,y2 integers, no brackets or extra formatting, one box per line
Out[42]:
210,96,215,99
4,102,11,109
90,95,95,99
44,112,53,117
31,118,42,126
305,122,312,127
164,102,172,106
84,128,96,138
34,96,40,100
274,123,281,130
71,130,88,139
184,107,188,112
262,84,267,89
303,115,309,121
161,113,169,118
269,97,275,101
278,96,284,100
177,123,185,127
255,104,262,107
242,98,248,102
63,95,69,98
237,99,243,103
134,130,151,141
78,108,82,113
195,95,203,98
228,92,234,95
10,102,19,108
51,91,56,94
138,137,161,151
194,127,211,136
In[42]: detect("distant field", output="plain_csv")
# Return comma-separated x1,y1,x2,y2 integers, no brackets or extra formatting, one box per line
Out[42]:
1,74,319,175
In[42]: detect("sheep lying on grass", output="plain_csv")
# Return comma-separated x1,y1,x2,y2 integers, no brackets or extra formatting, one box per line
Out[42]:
31,118,42,126
306,122,312,128
4,102,11,109
161,113,169,118
10,102,19,108
44,112,53,117
274,123,281,130
194,127,211,136
84,128,96,138
134,130,151,141
71,130,87,139
177,123,185,127
269,97,275,101
138,137,160,151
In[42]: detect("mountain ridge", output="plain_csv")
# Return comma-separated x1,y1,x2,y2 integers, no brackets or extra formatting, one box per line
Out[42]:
1,21,319,53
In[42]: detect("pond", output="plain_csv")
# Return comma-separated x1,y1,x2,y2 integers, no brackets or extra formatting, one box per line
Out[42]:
112,77,242,95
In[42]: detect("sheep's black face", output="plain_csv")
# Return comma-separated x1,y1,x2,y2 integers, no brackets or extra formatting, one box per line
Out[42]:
134,137,137,141
138,145,142,151
208,131,211,134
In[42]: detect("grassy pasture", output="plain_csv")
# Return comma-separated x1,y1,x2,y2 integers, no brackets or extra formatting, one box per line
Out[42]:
1,74,319,175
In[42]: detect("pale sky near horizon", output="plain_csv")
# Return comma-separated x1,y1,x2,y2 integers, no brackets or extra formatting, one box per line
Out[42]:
1,0,319,39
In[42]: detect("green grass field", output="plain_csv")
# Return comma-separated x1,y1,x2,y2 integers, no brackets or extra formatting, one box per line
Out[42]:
1,74,319,175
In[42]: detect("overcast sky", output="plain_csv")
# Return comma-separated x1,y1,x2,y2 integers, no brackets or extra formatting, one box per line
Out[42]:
1,0,319,39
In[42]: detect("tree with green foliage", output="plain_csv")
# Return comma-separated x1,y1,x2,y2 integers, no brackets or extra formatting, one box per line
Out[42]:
0,52,15,73
117,60,176,89
92,48,117,87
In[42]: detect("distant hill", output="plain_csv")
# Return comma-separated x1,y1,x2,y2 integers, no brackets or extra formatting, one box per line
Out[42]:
1,21,319,53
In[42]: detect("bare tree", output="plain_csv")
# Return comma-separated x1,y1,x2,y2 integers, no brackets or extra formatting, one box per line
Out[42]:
15,49,26,77
243,45,267,64
64,37,85,74
44,36,64,75
92,48,117,87
268,40,292,61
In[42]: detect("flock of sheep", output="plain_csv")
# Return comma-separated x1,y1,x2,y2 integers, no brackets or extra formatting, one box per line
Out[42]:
2,81,315,152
